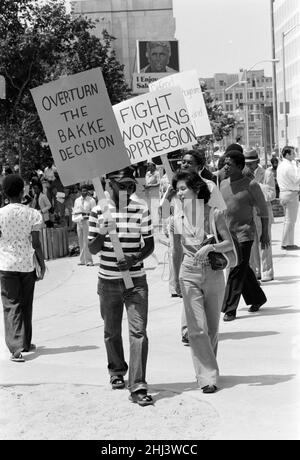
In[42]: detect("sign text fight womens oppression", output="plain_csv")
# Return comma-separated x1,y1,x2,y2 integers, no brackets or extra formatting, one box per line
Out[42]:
41,83,115,161
117,92,197,161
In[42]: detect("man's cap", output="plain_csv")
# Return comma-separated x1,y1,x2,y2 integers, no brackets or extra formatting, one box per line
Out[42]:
106,167,137,183
244,149,259,163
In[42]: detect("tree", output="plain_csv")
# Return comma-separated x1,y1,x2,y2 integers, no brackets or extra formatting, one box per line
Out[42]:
195,82,236,150
0,0,131,180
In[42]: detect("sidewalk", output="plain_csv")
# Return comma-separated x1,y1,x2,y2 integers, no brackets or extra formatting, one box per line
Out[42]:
0,214,299,440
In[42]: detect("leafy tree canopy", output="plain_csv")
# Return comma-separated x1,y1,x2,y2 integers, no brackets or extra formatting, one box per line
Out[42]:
0,0,131,179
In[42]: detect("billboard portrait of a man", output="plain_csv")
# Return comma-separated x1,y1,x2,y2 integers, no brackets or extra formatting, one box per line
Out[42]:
137,40,179,74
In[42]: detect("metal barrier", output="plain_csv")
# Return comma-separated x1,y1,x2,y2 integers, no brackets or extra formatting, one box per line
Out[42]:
39,227,69,260
271,199,284,218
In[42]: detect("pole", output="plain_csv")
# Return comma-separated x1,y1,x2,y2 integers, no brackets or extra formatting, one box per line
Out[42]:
268,114,273,155
244,73,249,148
270,0,278,148
282,32,288,145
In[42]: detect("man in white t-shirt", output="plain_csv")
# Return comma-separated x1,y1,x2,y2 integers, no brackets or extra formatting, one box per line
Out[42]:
72,185,96,266
277,146,300,249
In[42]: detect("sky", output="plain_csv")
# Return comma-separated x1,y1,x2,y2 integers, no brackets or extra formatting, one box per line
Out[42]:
173,0,273,77
64,0,273,78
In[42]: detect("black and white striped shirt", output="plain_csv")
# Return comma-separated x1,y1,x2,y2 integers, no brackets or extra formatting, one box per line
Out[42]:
88,199,153,279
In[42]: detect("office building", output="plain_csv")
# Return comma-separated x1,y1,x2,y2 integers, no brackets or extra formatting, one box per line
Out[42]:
70,0,176,86
201,71,274,155
272,0,300,151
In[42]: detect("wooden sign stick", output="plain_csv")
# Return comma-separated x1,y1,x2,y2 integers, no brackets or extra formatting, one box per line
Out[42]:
92,176,134,289
161,154,174,183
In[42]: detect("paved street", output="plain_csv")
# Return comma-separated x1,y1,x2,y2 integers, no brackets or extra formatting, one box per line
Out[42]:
0,213,300,440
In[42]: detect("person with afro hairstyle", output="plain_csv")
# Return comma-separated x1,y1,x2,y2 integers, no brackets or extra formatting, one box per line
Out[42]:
0,175,45,362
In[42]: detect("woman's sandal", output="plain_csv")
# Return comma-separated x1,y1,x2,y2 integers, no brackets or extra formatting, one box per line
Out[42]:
129,390,154,407
10,352,25,363
202,385,217,394
110,375,125,390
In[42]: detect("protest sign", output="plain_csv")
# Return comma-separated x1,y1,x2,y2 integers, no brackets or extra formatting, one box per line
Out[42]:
132,73,168,94
30,67,130,186
149,70,212,137
113,87,197,165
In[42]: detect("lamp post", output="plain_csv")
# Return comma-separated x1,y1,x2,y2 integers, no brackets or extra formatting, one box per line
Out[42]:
282,24,300,146
265,113,273,157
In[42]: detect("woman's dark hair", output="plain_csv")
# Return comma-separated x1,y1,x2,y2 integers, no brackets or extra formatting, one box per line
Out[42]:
225,150,245,169
281,145,294,157
32,181,43,193
4,166,13,175
182,149,205,167
217,155,226,170
172,170,211,204
2,174,24,198
270,156,279,167
225,143,243,154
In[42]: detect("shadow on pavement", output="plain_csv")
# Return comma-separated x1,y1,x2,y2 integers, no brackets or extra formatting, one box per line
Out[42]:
24,345,99,361
149,381,199,402
219,373,296,389
219,330,279,341
264,275,300,281
236,305,300,318
272,254,300,258
150,372,296,400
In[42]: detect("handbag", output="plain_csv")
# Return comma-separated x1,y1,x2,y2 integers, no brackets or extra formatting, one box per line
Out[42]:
208,209,241,270
201,235,228,271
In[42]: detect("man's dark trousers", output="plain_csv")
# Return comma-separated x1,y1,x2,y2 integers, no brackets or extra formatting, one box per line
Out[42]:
222,240,266,316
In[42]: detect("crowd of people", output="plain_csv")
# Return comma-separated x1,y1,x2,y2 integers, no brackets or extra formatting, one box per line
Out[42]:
0,140,299,407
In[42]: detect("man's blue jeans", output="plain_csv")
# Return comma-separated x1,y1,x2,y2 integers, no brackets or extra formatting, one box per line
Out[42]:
98,275,149,393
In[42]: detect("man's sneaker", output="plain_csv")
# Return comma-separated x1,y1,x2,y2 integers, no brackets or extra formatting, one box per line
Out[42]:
285,245,300,250
223,313,236,322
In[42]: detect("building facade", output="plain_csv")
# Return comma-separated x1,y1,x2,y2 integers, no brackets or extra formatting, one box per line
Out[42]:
201,71,274,158
273,0,300,151
70,0,176,87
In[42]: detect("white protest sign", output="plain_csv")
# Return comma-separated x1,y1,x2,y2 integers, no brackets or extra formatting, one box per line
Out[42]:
132,72,171,94
149,70,212,137
30,67,130,186
113,87,197,164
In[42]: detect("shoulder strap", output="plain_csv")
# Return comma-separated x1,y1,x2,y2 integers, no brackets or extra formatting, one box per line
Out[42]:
209,207,239,268
209,207,219,242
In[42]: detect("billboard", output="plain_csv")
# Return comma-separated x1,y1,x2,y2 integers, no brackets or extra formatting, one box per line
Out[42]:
136,40,179,74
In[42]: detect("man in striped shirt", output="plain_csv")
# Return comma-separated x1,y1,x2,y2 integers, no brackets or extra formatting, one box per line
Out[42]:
88,167,154,407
